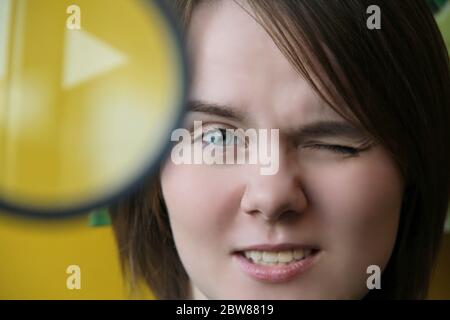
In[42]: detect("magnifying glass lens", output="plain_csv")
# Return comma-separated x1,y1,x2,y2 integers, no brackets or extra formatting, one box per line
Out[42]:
0,0,185,216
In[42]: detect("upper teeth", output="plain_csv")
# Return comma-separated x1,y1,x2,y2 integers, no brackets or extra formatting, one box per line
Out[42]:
243,249,313,265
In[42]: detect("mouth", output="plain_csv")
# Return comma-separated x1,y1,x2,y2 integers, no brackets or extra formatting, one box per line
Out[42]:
232,245,321,283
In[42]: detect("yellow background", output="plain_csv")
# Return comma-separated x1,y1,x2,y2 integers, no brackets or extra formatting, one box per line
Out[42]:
0,213,153,299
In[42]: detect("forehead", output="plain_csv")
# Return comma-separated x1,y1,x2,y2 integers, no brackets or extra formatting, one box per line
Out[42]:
187,0,343,127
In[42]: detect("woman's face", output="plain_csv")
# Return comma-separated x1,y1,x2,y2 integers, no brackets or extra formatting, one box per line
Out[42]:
161,0,404,299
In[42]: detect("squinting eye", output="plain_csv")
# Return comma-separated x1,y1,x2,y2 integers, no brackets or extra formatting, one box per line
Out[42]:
309,144,359,155
202,128,235,147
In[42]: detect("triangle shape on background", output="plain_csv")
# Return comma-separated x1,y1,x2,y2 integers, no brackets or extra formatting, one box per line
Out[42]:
62,29,128,89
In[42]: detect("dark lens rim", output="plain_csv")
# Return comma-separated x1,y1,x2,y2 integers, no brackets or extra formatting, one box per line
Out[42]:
0,0,189,219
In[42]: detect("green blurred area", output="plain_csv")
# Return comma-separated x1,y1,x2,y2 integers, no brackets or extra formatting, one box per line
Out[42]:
436,1,450,49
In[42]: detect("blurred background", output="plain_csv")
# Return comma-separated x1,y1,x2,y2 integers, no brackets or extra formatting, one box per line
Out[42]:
0,0,449,299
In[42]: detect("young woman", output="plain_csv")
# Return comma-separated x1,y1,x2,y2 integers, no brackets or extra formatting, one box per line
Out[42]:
111,0,450,299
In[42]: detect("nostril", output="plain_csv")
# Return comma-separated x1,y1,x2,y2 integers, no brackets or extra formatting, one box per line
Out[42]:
259,209,301,223
240,183,307,223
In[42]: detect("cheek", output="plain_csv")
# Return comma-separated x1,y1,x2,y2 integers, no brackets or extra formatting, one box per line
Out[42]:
160,162,243,255
305,147,404,272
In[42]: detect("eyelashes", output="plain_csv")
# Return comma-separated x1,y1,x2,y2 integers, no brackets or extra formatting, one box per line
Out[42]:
202,128,237,147
304,144,361,156
191,126,246,150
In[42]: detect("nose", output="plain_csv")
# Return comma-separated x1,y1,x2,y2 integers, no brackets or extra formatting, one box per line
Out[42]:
239,158,308,223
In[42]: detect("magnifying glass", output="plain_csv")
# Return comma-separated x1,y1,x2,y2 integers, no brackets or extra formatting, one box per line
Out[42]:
0,0,187,217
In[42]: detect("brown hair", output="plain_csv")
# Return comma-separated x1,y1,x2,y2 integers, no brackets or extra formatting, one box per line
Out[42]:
110,0,450,299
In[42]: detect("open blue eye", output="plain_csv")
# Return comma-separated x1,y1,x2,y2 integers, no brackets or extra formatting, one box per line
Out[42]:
202,128,235,146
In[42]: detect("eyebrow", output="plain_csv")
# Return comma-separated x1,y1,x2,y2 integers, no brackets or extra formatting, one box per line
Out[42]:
288,121,369,143
187,100,248,122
